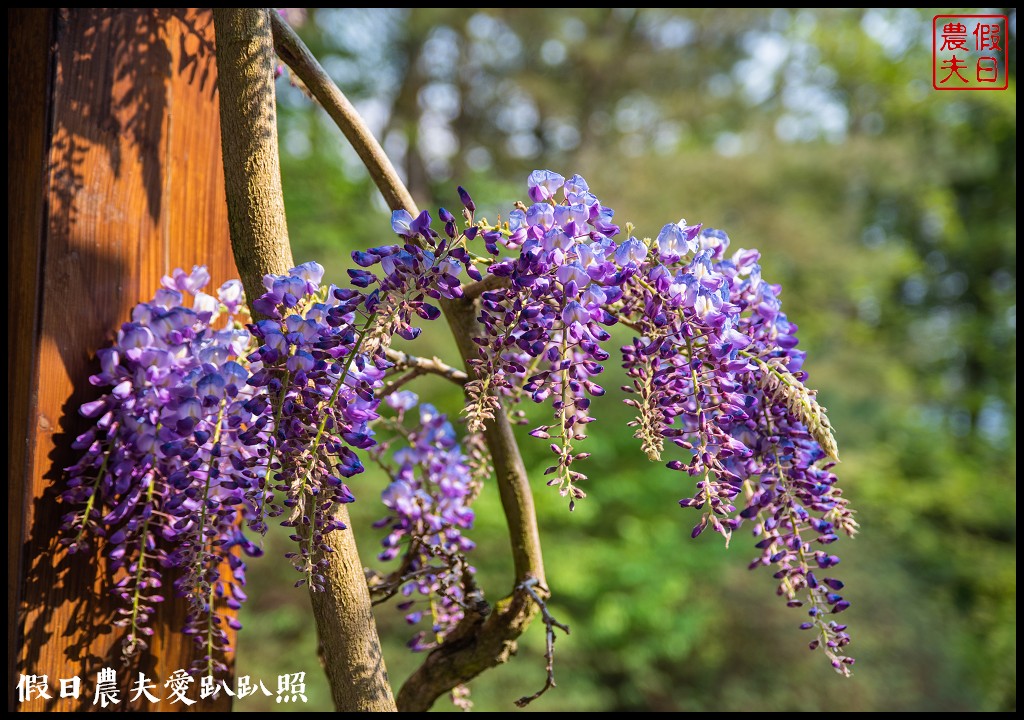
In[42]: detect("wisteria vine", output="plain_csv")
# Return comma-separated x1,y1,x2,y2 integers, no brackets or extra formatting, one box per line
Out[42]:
61,170,856,688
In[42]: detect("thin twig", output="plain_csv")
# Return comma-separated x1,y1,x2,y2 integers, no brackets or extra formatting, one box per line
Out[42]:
384,348,468,385
514,578,569,708
378,368,426,399
368,565,434,606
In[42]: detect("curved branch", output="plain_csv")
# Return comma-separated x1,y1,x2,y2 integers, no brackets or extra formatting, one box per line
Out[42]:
461,273,511,301
379,368,427,399
271,13,548,711
269,12,416,214
213,8,396,712
383,348,468,386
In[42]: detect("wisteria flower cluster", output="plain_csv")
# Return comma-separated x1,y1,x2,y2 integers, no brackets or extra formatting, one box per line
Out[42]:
62,170,856,683
61,203,484,675
243,261,384,590
62,268,257,676
368,391,479,651
467,170,857,673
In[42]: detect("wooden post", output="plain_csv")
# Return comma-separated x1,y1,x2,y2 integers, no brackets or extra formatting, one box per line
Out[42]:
9,9,236,711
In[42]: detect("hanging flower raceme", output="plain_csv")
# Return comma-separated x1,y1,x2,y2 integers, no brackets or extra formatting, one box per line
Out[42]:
243,261,387,591
467,171,622,508
368,391,479,651
466,171,856,674
61,268,259,675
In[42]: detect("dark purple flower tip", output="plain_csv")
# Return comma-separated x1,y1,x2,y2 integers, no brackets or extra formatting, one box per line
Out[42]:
352,250,380,267
348,269,376,288
457,186,476,212
334,287,362,302
739,504,759,519
414,303,442,321
831,600,851,613
815,552,841,568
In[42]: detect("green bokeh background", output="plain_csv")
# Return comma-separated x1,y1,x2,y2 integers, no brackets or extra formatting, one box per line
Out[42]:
236,8,1016,711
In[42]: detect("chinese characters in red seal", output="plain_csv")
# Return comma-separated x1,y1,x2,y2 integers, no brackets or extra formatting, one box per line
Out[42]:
933,15,1008,90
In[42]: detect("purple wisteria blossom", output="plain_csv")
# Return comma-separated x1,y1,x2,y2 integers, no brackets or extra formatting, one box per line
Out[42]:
467,173,622,507
467,170,856,672
62,270,259,675
369,392,478,651
243,262,386,590
349,207,481,353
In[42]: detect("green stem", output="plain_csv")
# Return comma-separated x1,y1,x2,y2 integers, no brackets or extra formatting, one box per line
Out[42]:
206,580,217,677
297,314,375,499
126,471,158,655
74,436,113,547
194,400,227,678
295,314,375,586
256,366,292,529
556,328,575,499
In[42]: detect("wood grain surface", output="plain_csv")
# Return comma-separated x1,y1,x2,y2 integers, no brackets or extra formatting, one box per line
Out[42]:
10,9,238,712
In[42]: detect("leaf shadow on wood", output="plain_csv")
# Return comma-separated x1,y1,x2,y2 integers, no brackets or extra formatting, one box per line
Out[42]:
18,9,222,710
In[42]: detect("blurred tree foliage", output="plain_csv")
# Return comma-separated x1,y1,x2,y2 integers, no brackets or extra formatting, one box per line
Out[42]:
237,8,1015,712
